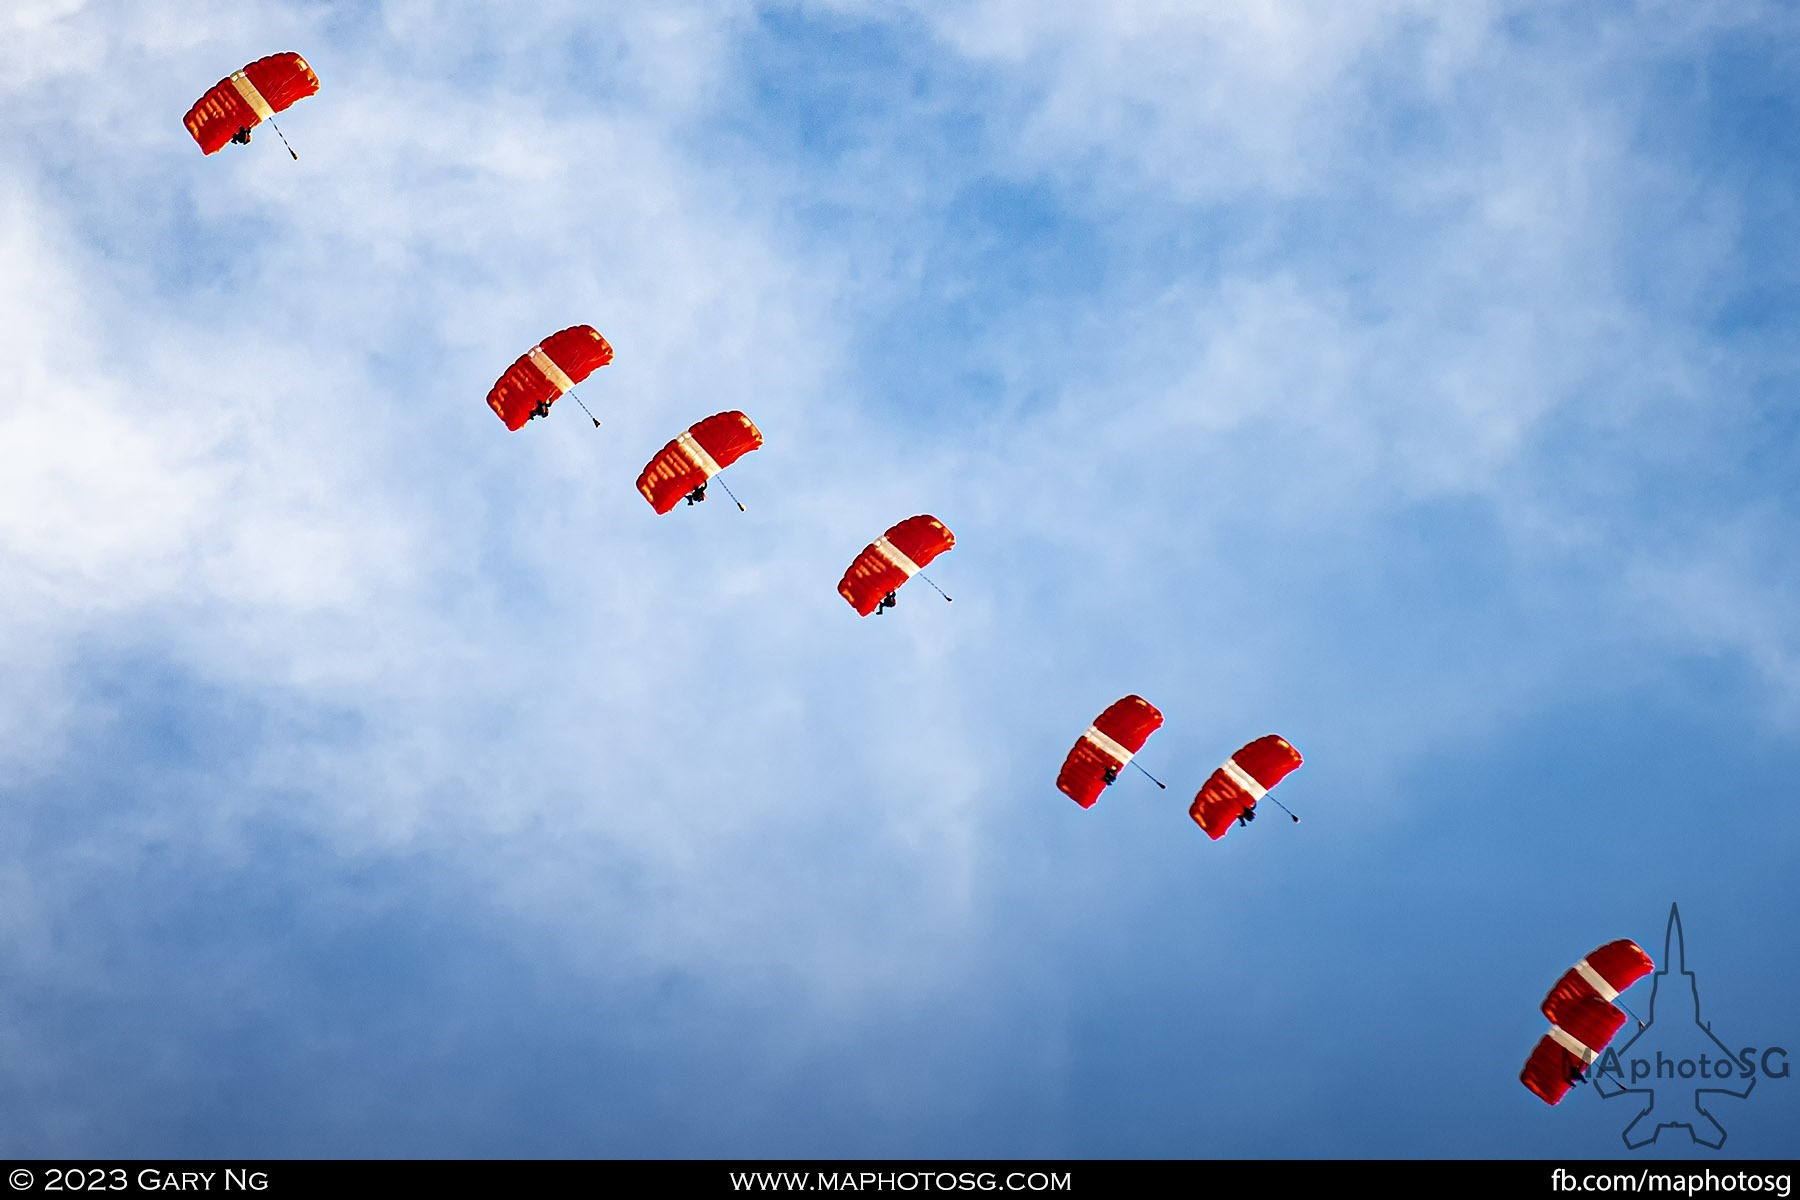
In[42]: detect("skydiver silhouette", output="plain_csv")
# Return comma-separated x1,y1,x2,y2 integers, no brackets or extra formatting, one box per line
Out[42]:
1237,806,1258,827
685,483,708,505
231,126,253,145
1102,765,1119,785
530,399,552,420
875,591,898,615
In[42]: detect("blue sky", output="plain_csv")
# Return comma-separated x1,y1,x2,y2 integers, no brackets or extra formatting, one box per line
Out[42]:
1,0,1796,1159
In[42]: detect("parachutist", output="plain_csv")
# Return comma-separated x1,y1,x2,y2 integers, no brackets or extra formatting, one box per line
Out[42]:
636,413,764,513
839,517,954,615
487,327,614,431
1188,736,1302,840
875,591,898,615
187,55,316,156
1521,939,1653,1107
1056,696,1163,808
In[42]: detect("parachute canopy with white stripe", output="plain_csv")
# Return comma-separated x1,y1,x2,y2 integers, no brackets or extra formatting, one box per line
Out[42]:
837,515,954,616
637,411,764,513
1542,940,1654,1018
1520,939,1653,1106
486,326,614,431
1056,695,1164,809
184,53,319,155
1188,735,1303,839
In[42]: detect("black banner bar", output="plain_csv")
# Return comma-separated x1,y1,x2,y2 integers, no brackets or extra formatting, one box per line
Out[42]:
2,1160,1796,1195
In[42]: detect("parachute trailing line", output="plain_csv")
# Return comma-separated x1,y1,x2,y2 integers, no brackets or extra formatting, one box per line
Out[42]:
1189,735,1303,838
486,325,614,431
185,53,319,155
838,516,955,616
636,412,764,514
1056,696,1164,809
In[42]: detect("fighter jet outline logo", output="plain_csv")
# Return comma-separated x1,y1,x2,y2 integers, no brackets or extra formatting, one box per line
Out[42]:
1591,904,1755,1149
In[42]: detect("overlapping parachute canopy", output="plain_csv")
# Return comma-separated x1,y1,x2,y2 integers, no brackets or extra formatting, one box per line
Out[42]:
184,53,319,155
486,325,614,431
1189,735,1303,838
1520,939,1654,1106
838,516,954,616
1056,696,1164,808
637,411,764,513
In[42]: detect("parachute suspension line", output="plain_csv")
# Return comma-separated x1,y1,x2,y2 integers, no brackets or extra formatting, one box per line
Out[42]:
1618,998,1645,1028
1129,760,1167,790
568,390,604,426
916,572,953,603
715,475,746,512
1265,794,1302,824
268,117,298,160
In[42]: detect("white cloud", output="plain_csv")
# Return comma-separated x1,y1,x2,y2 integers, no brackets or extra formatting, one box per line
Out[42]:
0,2,1025,1028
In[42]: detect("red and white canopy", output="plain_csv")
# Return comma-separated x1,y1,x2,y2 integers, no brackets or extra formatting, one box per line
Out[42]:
1055,695,1164,809
185,53,319,155
1520,938,1652,1106
837,516,954,616
1188,735,1304,839
637,412,764,513
485,325,614,431
1540,939,1654,1017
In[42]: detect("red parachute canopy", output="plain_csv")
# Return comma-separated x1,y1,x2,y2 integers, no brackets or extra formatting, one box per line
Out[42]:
637,411,764,513
1520,939,1653,1106
1520,1034,1589,1108
1188,735,1303,839
837,515,954,616
1541,940,1654,1019
1056,696,1164,809
486,326,614,431
184,53,319,155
